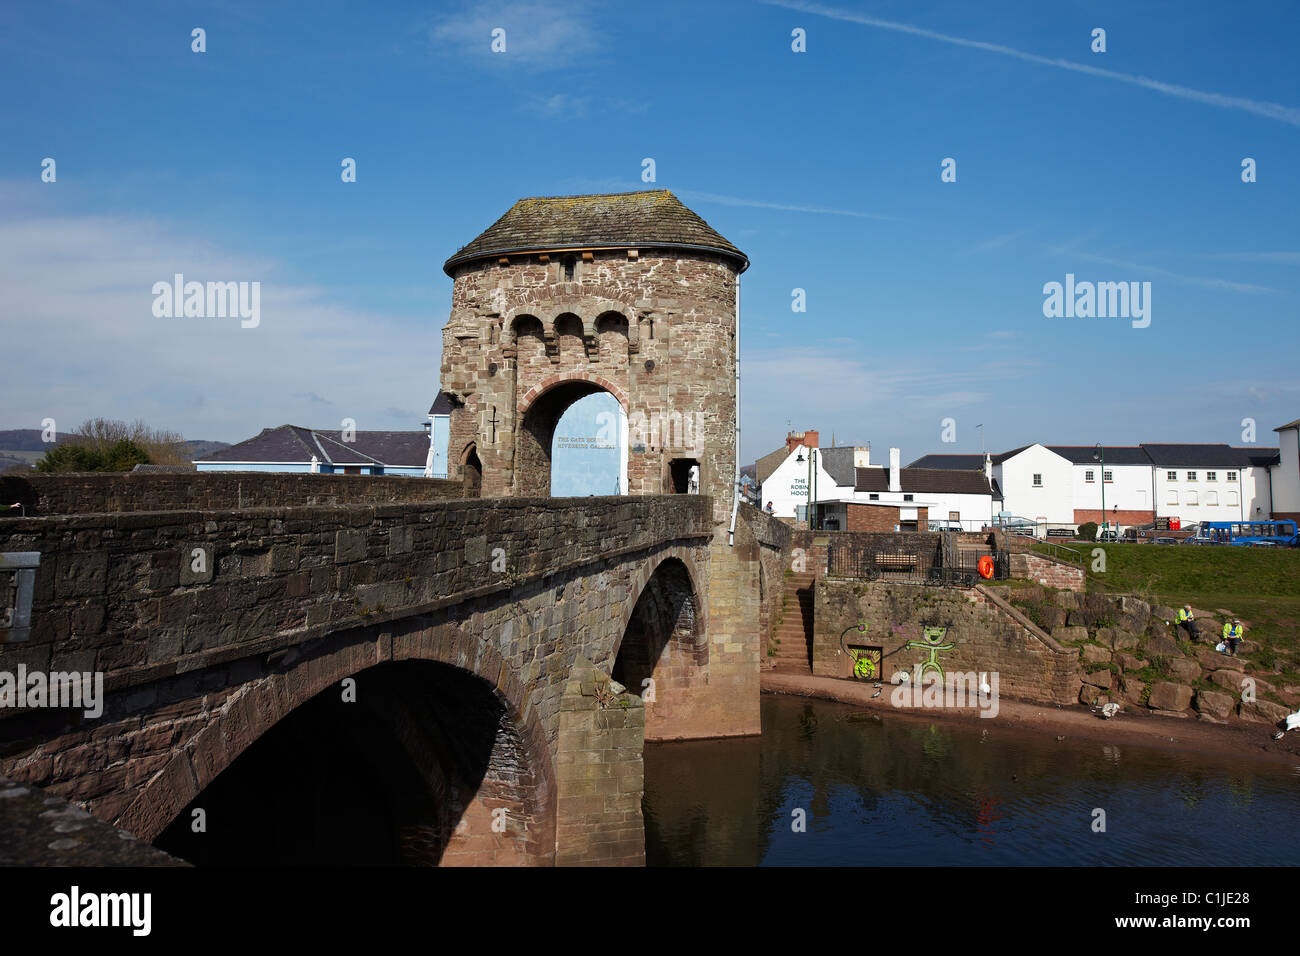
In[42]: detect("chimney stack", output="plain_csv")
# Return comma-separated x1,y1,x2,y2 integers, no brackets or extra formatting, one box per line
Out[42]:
889,447,901,493
853,445,870,468
785,429,820,454
984,452,992,480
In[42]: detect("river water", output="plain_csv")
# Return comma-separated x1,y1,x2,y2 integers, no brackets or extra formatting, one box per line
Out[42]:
643,694,1300,866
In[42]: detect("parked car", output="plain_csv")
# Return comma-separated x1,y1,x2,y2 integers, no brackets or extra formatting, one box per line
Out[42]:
1181,535,1214,545
1098,530,1119,542
1152,537,1179,545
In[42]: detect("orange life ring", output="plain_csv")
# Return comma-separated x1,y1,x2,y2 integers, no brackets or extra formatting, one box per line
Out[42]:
977,555,995,579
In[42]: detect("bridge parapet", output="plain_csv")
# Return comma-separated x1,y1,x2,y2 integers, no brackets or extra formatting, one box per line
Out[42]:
0,494,711,685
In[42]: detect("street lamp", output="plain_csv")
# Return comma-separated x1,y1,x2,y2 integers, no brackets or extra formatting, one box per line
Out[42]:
1093,443,1106,533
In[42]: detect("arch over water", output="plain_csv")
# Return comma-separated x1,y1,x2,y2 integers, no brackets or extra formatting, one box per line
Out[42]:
612,556,707,740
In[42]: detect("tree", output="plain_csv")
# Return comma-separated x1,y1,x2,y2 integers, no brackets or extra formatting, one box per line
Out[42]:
36,438,151,473
1077,521,1099,542
70,418,190,466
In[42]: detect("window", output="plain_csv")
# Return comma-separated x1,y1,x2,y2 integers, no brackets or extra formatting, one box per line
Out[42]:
949,511,960,521
1103,470,1113,483
1186,491,1198,505
1167,471,1177,481
1167,491,1178,505
1085,469,1095,482
868,493,879,501
1206,471,1217,482
1187,471,1197,481
1227,471,1238,482
1227,491,1239,506
1207,491,1218,506
562,256,576,280
1032,473,1042,487
903,494,914,502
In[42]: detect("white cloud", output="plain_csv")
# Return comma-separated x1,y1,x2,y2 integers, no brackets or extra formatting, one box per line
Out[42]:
679,189,896,220
0,210,434,443
431,1,602,68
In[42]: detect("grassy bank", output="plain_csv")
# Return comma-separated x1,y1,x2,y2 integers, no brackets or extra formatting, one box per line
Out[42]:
1041,542,1300,660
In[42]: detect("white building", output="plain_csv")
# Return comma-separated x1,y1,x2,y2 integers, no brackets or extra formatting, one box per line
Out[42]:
990,444,1075,528
1271,418,1300,521
813,446,997,531
912,441,1281,533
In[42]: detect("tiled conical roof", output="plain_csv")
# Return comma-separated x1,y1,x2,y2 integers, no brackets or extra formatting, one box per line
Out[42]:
443,189,747,274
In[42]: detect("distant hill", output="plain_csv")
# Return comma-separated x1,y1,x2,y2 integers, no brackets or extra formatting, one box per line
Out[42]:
0,430,229,471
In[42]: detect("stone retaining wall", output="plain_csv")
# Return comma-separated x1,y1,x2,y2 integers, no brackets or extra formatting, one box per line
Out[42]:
812,579,1080,705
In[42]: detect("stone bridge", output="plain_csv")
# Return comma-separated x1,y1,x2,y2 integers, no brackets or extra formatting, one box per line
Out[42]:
0,473,774,866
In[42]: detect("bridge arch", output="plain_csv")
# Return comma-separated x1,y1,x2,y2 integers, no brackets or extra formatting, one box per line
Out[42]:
611,552,708,740
125,623,554,865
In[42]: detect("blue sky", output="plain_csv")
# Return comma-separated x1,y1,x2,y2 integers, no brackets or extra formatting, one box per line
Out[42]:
2,0,1297,467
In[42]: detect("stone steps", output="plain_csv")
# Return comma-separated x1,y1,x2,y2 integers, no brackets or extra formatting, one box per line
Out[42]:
770,575,816,673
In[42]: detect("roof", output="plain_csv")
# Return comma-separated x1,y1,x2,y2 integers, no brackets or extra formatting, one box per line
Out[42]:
1138,444,1257,467
1238,447,1280,467
817,446,858,487
854,467,993,495
196,425,430,468
443,190,748,275
1048,445,1152,465
906,453,986,469
991,445,1034,465
428,392,453,416
1274,418,1300,431
754,445,792,486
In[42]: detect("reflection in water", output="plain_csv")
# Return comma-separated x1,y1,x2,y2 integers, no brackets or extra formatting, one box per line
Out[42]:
644,695,1300,866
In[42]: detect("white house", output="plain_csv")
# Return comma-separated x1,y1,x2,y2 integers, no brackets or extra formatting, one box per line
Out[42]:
990,444,1075,528
1048,446,1155,527
1145,445,1273,526
814,447,996,531
759,442,838,520
913,441,1281,533
1271,418,1300,521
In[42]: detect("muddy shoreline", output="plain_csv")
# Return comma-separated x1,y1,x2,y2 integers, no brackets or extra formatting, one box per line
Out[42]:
761,672,1300,769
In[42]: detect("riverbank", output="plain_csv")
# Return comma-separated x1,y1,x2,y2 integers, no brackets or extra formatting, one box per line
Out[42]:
762,672,1300,768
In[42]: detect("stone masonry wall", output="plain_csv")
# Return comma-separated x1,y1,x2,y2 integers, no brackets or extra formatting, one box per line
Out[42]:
1010,551,1086,592
813,579,1080,705
1,473,464,517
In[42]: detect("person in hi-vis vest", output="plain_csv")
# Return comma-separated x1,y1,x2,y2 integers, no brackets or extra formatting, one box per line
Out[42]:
1176,604,1199,641
1222,618,1244,656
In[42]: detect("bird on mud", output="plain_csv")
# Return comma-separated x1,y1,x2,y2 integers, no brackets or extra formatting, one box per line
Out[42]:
1272,710,1300,740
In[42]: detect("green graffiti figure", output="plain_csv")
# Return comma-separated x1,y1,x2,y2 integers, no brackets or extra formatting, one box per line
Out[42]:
840,623,880,681
906,625,954,684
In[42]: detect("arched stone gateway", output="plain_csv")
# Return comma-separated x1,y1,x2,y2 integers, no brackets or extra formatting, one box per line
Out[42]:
517,373,629,497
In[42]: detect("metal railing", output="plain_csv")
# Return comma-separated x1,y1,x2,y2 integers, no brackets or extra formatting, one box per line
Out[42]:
827,542,1009,588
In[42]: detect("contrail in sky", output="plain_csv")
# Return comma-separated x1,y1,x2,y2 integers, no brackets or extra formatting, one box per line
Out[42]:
762,0,1300,128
